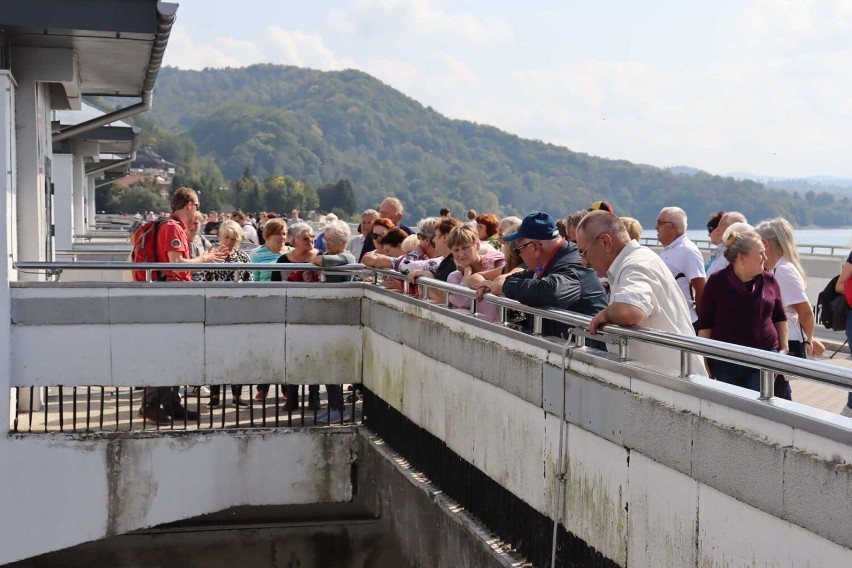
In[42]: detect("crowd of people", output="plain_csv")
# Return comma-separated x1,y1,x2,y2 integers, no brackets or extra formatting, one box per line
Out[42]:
138,186,846,423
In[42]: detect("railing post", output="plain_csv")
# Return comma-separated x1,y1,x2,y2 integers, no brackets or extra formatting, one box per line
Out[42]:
759,369,774,400
679,350,692,378
319,270,327,283
498,305,507,325
145,269,152,282
469,297,477,315
574,330,585,348
532,315,543,335
403,280,410,294
617,337,630,361
419,283,428,300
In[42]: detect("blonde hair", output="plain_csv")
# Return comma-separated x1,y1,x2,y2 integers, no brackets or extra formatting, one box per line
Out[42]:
723,226,760,264
447,225,480,249
401,234,419,253
218,220,243,244
755,218,806,279
620,217,643,241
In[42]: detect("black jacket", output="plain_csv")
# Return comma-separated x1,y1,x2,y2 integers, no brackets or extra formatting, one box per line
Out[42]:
502,240,607,338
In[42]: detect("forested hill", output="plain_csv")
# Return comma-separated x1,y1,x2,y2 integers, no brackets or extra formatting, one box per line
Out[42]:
147,64,850,226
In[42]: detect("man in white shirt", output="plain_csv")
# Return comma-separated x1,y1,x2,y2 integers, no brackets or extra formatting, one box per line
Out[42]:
576,211,702,376
656,207,706,329
705,211,747,276
347,209,379,259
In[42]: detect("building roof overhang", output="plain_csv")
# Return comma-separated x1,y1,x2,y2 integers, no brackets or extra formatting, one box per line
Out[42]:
1,0,178,98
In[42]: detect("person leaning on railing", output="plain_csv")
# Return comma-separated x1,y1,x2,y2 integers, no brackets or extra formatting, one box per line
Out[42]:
833,247,852,417
577,210,702,375
697,225,788,394
476,212,608,342
309,220,357,423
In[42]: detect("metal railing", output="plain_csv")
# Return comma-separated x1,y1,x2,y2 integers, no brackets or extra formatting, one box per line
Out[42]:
12,260,852,404
639,236,849,257
11,384,361,433
365,267,852,400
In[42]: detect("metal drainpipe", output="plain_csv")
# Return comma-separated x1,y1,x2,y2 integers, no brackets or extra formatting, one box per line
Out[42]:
53,93,151,143
552,330,576,567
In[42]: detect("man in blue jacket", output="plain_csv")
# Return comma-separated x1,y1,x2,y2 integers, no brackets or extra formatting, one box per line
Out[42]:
475,211,608,341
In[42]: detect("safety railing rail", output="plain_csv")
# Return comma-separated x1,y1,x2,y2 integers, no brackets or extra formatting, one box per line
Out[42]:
13,261,366,282
639,236,848,256
12,260,852,401
366,267,852,399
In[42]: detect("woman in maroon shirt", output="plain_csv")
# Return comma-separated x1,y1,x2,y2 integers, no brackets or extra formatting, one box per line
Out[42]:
697,226,788,392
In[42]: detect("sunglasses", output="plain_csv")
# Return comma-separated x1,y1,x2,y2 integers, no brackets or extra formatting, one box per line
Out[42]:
512,241,536,255
371,232,384,240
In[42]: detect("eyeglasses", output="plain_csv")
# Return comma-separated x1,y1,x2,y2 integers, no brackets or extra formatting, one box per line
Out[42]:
655,220,672,228
371,232,384,240
512,241,536,255
579,234,602,259
190,201,200,208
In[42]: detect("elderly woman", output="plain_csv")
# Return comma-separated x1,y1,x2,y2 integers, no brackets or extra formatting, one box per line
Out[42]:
705,211,726,272
271,222,317,282
309,220,356,422
476,213,500,251
698,226,787,393
203,220,252,407
756,218,825,399
446,225,505,322
250,218,291,281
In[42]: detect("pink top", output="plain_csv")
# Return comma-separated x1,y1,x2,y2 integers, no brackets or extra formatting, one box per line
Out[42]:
447,251,505,322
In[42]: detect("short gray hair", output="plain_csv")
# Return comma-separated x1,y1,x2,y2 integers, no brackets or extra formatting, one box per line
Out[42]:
324,220,351,243
416,217,439,240
659,207,687,232
218,220,243,244
288,222,313,241
723,225,761,263
576,210,630,245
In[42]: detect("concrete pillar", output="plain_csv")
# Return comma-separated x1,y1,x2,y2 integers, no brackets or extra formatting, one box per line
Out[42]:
0,71,18,417
87,177,96,230
52,154,73,251
72,154,86,242
11,47,77,280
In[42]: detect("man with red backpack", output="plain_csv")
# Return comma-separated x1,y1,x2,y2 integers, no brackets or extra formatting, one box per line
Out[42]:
135,187,226,423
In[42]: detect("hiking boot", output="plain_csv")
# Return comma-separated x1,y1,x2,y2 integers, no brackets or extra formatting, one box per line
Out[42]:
208,397,221,408
170,406,199,421
137,405,170,424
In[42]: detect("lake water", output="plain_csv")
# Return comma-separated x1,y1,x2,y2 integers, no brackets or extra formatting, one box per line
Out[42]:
641,228,852,255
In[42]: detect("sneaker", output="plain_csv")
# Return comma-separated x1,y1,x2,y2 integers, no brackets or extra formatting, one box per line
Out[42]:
841,405,852,418
232,398,250,407
345,391,362,403
169,406,199,421
255,391,268,400
208,397,221,408
137,405,170,424
281,398,300,412
186,386,211,397
315,408,352,424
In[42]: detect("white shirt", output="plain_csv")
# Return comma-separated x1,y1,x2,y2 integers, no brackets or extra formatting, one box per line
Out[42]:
706,244,729,276
242,223,259,245
773,256,809,341
347,234,366,259
607,240,704,376
659,234,706,323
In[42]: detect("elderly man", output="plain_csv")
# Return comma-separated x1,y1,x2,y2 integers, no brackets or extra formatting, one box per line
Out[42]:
476,212,607,340
656,207,706,329
706,211,748,276
380,197,414,235
576,210,702,375
348,208,379,260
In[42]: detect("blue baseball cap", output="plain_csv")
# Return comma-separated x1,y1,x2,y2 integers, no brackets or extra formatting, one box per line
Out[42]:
502,212,559,242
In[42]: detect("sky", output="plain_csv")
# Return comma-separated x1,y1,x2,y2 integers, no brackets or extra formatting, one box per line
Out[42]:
162,0,852,180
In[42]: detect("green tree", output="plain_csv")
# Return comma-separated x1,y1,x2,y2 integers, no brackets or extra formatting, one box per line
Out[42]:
317,179,356,214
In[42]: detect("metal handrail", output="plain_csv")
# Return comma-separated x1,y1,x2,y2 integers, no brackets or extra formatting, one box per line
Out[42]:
366,267,852,396
639,236,849,256
13,261,366,283
12,260,852,398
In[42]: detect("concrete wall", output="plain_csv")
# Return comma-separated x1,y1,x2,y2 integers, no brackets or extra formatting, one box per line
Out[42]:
1,428,357,565
6,283,852,567
361,288,852,567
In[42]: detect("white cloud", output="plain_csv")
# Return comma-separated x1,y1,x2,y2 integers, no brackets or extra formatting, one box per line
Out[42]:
164,26,353,71
328,0,513,44
266,27,350,69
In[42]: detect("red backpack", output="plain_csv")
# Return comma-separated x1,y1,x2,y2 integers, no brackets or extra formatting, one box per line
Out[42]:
131,218,172,281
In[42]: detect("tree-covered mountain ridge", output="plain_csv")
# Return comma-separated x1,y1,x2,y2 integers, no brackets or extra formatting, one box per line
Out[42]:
147,64,850,226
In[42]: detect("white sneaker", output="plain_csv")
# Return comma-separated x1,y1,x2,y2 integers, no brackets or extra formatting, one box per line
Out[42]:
186,386,211,397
